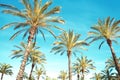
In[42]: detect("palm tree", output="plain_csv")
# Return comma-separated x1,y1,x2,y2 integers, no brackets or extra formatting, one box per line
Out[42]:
91,73,102,80
34,67,45,80
0,0,64,79
75,56,95,80
106,57,120,70
28,49,46,80
51,30,88,80
73,61,81,80
101,68,114,80
0,63,13,80
11,42,46,80
87,16,120,76
58,70,68,80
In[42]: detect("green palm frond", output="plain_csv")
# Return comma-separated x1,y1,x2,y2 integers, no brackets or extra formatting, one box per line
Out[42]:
40,0,52,14
21,0,32,11
14,23,29,30
10,29,27,40
45,6,61,16
0,4,20,11
2,10,26,18
0,22,19,30
98,41,105,50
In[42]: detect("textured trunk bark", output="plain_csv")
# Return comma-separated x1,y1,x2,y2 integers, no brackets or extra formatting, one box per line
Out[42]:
16,26,37,80
67,50,72,80
29,63,35,80
107,39,120,76
1,73,4,80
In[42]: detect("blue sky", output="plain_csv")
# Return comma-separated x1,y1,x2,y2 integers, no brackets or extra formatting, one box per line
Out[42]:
0,0,120,80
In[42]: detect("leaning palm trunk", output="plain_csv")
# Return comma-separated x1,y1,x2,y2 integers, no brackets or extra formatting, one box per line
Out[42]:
29,63,35,80
67,50,72,80
1,73,4,80
107,39,120,76
16,27,37,80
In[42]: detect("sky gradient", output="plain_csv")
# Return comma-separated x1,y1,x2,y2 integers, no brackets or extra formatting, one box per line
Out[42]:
0,0,120,80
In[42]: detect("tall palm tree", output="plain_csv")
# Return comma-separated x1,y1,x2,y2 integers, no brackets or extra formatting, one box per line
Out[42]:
87,16,120,76
51,30,88,80
11,42,46,80
58,70,68,80
34,67,45,80
0,63,13,80
75,56,95,80
0,0,64,79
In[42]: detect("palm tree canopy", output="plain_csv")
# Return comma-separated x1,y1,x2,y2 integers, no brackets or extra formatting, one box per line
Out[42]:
11,42,39,59
91,73,102,80
11,42,46,65
34,66,45,78
51,30,88,56
77,56,95,74
87,16,120,47
0,63,13,75
58,70,68,80
0,0,65,41
105,57,120,70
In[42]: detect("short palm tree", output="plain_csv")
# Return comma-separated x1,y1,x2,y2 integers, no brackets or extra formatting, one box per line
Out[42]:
34,67,46,80
75,56,95,80
58,70,68,80
101,68,114,80
0,0,64,79
73,61,81,80
87,16,120,76
28,49,46,80
106,57,120,70
11,42,46,80
91,73,102,80
0,63,13,80
51,30,88,80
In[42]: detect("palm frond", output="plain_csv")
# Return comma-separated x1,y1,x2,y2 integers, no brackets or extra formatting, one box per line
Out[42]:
98,41,105,50
2,10,26,18
0,4,20,12
39,29,46,41
45,6,61,16
40,0,52,13
44,27,56,38
22,29,29,39
14,23,29,30
21,0,32,11
0,22,19,30
10,29,26,40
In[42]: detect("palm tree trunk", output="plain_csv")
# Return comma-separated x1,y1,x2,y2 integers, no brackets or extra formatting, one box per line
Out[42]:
1,73,4,80
67,50,72,80
29,63,35,80
77,74,80,80
16,26,37,80
107,69,110,80
107,39,120,76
